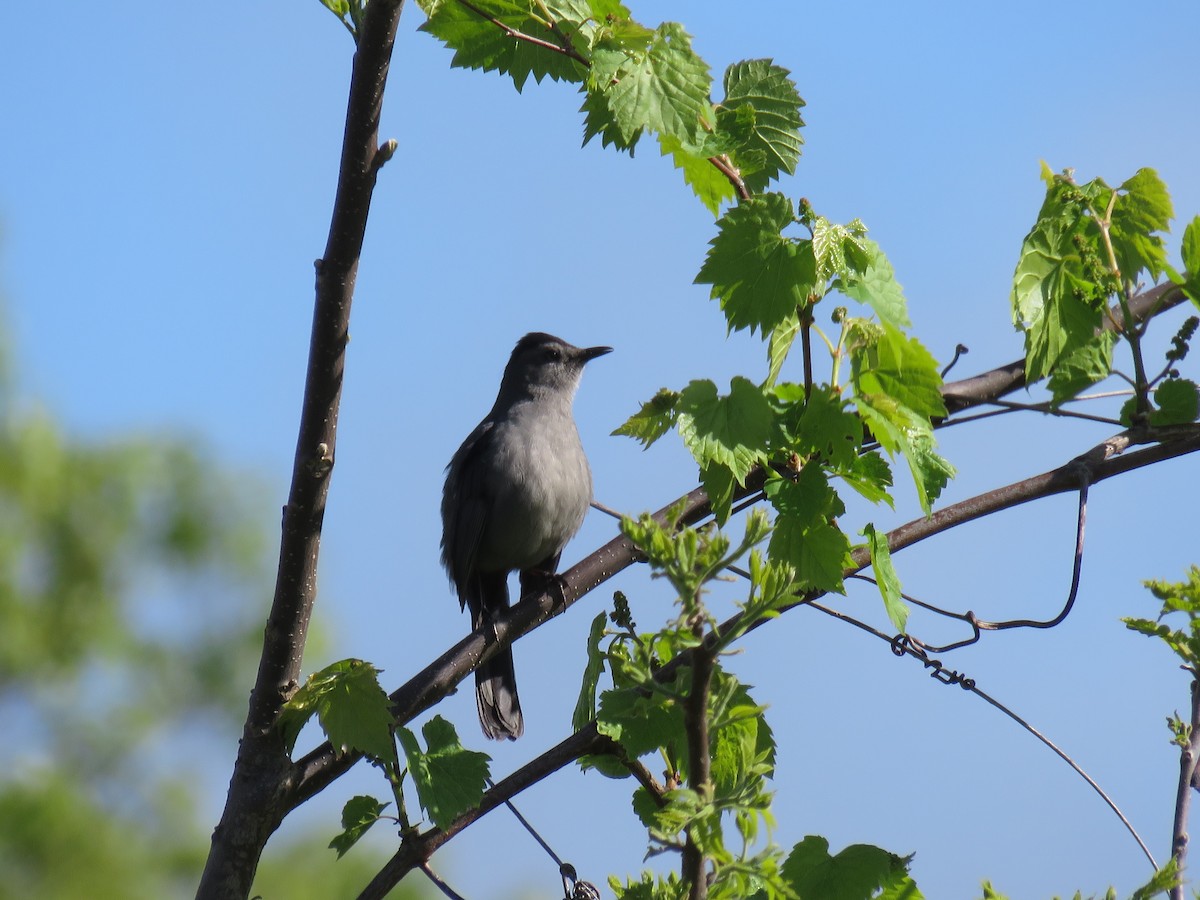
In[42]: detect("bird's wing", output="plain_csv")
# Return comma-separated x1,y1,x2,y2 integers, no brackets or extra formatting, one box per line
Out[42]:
441,419,496,609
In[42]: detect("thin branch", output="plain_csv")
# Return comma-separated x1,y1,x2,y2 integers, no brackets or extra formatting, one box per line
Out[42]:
1170,678,1200,900
356,726,613,899
196,2,408,897
682,607,715,900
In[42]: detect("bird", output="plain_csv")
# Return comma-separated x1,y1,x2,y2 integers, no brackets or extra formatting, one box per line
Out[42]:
440,332,611,740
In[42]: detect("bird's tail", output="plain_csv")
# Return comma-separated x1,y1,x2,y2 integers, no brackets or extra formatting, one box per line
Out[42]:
475,647,523,740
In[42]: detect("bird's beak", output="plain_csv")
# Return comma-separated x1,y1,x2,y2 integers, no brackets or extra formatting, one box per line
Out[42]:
581,345,613,363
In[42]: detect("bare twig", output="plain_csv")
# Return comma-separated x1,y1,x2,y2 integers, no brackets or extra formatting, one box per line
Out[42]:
1170,678,1200,900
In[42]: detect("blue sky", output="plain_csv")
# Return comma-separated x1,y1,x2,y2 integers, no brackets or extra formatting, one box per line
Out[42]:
3,2,1199,897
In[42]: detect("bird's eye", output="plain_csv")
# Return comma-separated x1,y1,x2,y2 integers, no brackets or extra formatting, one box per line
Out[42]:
544,347,562,361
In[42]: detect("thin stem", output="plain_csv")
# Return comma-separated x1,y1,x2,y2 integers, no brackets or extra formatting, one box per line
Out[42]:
682,605,715,900
1169,678,1200,900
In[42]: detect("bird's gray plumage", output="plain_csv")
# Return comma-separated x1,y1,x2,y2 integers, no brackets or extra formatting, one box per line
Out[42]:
441,332,611,739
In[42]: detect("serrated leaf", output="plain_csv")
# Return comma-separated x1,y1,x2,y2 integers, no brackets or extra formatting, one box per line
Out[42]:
419,0,591,91
588,21,711,146
396,716,491,829
614,387,680,446
580,83,642,152
277,659,395,761
810,216,868,284
837,238,912,329
856,395,954,515
848,321,946,420
696,193,818,334
837,450,894,507
659,133,737,216
1110,167,1173,281
717,59,804,193
329,795,390,859
765,466,850,594
781,836,913,900
1151,378,1200,425
596,684,687,759
676,377,773,481
572,612,609,731
862,523,906,632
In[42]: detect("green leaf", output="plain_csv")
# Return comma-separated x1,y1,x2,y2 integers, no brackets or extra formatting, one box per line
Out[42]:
1151,378,1199,425
1011,212,1102,383
699,461,738,525
861,524,906,632
1110,167,1173,282
676,377,773,482
573,612,609,731
1046,330,1116,405
277,659,395,761
766,466,851,594
696,193,818,334
659,133,737,216
580,82,643,152
396,716,490,829
765,314,800,386
856,395,953,515
836,238,912,329
613,388,680,446
328,795,390,859
596,683,687,759
837,451,895,507
781,835,913,900
588,21,711,146
848,321,946,421
1177,215,1200,306
418,0,591,91
810,216,869,284
717,59,805,193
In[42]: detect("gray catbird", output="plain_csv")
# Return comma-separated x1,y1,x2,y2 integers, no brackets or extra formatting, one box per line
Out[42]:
441,332,611,740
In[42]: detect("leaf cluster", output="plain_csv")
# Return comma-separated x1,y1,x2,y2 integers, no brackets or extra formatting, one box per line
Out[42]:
277,659,491,856
1011,164,1200,416
416,0,804,211
1123,566,1200,672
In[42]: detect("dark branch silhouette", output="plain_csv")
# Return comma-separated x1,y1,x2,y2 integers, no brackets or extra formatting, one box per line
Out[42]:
197,2,408,896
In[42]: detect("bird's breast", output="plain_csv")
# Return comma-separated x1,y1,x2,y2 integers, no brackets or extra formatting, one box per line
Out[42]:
473,407,593,573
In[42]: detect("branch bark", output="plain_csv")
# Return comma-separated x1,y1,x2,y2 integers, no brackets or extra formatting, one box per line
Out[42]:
196,3,407,897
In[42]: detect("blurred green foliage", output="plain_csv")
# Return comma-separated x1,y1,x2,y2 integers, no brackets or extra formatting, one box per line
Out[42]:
0,328,416,897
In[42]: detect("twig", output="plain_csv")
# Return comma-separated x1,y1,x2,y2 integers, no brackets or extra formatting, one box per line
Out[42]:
1170,678,1200,900
682,609,715,899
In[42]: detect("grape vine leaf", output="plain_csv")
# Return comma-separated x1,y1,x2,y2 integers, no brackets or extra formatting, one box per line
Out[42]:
277,658,395,762
588,21,711,147
862,523,906,632
329,795,391,859
696,192,818,334
717,58,804,194
676,377,773,483
835,238,912,330
418,0,592,91
396,716,490,829
781,835,916,900
613,387,680,447
765,465,851,594
1109,167,1173,282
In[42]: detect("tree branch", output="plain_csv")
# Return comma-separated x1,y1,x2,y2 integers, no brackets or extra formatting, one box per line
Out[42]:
196,3,407,897
356,725,613,900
